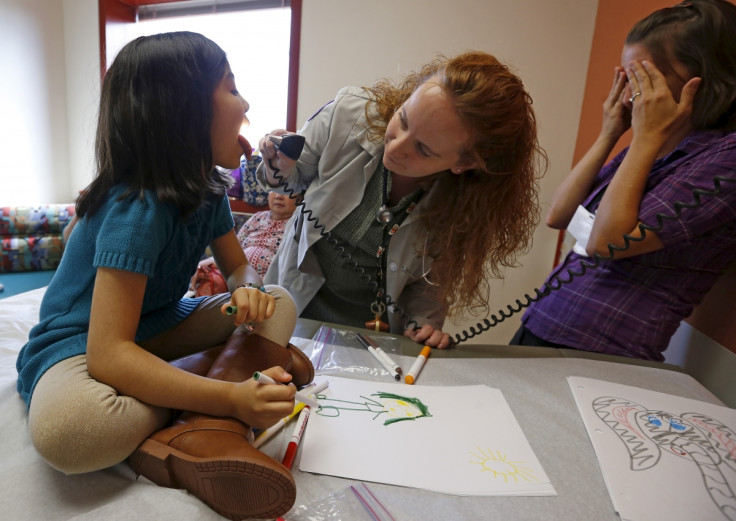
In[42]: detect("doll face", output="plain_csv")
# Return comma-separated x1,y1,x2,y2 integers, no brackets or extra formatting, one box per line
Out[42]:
211,64,250,169
383,81,475,179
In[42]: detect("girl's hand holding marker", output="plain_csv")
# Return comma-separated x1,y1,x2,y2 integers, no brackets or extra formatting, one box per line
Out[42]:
253,371,320,409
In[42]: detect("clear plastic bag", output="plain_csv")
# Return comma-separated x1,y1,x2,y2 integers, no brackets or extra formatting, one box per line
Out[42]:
306,326,404,379
283,482,408,521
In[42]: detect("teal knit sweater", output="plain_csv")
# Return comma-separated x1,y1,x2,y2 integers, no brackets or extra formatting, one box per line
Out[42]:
16,185,234,406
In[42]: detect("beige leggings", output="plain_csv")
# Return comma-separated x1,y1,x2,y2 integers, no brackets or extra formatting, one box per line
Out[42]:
28,286,296,475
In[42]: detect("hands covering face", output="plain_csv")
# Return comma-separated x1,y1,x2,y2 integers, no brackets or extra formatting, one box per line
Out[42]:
623,60,700,142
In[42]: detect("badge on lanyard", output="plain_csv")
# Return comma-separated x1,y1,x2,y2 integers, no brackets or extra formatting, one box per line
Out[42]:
568,205,595,256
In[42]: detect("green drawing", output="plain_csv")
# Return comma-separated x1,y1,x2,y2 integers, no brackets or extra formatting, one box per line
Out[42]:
315,391,432,425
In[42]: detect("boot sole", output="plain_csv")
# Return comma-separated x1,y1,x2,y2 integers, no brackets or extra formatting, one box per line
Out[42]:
129,438,295,520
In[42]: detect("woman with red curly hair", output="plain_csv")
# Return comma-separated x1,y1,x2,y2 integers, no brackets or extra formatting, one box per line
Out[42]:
259,51,546,348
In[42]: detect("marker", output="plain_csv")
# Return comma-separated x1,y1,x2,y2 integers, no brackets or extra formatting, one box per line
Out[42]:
404,346,431,385
223,306,255,332
281,406,310,469
252,371,321,409
356,333,400,380
360,333,403,376
253,402,306,449
252,380,329,448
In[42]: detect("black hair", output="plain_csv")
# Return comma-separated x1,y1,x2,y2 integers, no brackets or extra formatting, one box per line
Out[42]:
626,0,736,131
77,31,232,218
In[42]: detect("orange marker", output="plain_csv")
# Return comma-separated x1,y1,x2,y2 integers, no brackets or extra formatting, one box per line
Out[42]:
404,346,431,385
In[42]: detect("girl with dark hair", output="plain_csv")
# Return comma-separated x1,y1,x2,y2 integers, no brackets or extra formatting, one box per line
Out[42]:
259,51,546,349
512,0,736,361
16,32,312,520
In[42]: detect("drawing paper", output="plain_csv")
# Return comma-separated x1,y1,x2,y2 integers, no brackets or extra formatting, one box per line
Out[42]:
298,375,555,496
568,376,736,521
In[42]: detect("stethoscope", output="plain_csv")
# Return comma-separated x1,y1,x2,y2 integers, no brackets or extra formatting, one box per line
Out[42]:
375,167,394,224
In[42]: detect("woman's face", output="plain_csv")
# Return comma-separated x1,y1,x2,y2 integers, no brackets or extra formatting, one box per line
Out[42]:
621,44,692,108
211,64,250,169
383,81,475,179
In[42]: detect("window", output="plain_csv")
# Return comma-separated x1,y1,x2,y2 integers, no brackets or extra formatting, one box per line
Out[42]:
99,0,301,141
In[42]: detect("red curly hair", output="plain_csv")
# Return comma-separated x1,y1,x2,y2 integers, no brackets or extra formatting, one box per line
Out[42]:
365,51,546,317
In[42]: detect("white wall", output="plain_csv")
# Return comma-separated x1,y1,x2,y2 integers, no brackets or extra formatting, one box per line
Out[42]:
62,0,101,199
0,0,98,206
1,0,598,347
665,323,736,408
0,0,72,204
298,0,599,345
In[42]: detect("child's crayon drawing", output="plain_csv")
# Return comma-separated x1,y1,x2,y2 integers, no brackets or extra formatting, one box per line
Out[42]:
299,376,555,496
594,396,736,520
469,447,540,483
568,376,736,521
314,391,431,425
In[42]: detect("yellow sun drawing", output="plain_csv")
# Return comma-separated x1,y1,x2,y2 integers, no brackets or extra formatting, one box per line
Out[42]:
469,447,539,483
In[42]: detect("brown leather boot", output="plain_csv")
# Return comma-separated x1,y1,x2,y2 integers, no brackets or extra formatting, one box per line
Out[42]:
169,344,225,376
206,330,314,388
167,332,314,385
129,331,314,519
129,415,295,520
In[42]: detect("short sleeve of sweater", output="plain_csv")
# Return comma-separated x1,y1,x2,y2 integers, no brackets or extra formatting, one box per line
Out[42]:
92,192,233,279
638,133,736,246
93,193,174,277
212,193,236,238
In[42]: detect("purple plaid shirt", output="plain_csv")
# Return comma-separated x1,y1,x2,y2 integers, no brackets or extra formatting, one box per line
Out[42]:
523,130,736,361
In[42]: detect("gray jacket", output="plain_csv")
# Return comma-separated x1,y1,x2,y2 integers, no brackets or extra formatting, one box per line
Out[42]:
258,86,444,332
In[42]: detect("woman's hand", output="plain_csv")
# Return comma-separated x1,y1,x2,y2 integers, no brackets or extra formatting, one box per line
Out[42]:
228,366,296,429
625,60,700,145
600,66,631,141
404,324,453,349
545,65,634,229
259,129,298,180
221,285,275,327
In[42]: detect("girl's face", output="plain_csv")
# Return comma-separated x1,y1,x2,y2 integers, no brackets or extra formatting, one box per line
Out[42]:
383,81,476,179
621,44,692,108
211,64,250,169
268,191,297,221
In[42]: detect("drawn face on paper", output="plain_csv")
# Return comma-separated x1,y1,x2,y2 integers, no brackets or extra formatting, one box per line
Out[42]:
594,396,736,517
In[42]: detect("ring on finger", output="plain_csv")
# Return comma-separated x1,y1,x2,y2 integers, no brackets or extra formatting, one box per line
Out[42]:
628,91,641,103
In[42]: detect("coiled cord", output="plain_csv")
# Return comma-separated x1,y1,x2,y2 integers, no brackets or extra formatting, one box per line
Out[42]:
452,174,735,344
269,163,420,332
270,154,733,346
